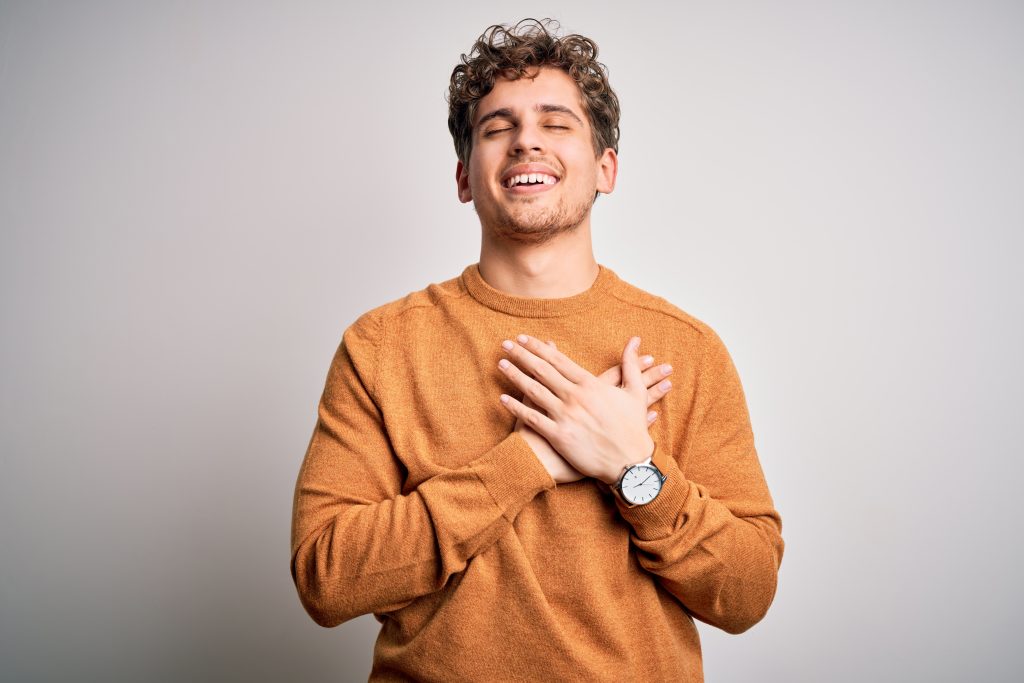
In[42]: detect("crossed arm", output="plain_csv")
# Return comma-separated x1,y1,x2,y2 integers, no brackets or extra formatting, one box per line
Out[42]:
489,329,785,634
291,314,783,633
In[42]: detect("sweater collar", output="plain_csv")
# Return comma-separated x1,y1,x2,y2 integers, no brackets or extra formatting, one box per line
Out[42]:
461,262,618,318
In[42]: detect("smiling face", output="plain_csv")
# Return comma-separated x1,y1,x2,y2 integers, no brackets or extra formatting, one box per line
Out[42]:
456,66,617,246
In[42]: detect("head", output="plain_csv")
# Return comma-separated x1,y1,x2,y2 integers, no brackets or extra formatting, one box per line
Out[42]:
447,19,620,246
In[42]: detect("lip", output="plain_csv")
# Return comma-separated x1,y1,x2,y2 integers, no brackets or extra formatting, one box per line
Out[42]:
504,180,558,195
500,163,561,195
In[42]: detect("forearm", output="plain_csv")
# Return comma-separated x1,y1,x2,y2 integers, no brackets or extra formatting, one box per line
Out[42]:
613,324,785,633
291,430,554,627
616,469,784,634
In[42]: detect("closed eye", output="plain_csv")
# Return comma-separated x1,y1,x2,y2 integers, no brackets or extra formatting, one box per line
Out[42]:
483,125,570,137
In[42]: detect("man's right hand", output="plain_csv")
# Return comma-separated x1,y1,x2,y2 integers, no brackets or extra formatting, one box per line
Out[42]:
514,341,673,484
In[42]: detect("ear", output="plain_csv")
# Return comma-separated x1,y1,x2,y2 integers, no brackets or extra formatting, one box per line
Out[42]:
456,160,473,203
595,148,618,194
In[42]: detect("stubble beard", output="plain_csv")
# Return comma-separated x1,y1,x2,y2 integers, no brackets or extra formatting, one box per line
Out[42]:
483,189,594,247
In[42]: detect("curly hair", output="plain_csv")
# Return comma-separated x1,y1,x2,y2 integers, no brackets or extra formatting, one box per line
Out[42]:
446,18,621,169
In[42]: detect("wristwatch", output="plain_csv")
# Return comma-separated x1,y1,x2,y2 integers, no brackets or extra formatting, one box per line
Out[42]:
613,443,669,507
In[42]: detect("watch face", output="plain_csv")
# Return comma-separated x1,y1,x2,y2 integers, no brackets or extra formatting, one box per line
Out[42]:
621,464,663,505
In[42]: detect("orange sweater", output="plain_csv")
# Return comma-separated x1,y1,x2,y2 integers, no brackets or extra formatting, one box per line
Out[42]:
291,263,784,682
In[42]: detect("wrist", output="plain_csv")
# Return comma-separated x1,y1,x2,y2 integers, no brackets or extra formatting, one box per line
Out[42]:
603,439,656,486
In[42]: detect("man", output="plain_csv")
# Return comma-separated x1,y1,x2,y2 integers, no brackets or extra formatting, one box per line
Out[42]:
291,18,784,682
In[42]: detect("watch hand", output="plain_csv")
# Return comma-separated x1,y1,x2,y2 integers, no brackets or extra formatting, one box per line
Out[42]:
626,472,655,490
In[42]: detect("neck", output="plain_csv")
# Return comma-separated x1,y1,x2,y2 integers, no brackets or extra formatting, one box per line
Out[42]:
478,231,599,299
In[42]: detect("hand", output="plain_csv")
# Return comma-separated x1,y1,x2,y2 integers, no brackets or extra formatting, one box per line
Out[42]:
514,341,673,485
501,335,672,485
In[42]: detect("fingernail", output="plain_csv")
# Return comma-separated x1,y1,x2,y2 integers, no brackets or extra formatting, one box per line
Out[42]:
647,411,657,422
633,336,641,351
517,334,529,344
659,380,672,390
641,355,654,366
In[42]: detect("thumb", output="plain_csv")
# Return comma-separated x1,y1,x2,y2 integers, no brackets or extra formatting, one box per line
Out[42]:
621,336,642,390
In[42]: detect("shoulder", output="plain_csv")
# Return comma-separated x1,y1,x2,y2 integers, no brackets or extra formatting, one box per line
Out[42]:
332,273,464,398
607,273,747,407
606,270,723,350
345,270,467,343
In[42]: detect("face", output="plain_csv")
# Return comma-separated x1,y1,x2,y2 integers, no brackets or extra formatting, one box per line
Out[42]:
456,66,617,246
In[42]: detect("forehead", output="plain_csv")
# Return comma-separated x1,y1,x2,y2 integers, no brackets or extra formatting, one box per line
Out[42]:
474,67,586,125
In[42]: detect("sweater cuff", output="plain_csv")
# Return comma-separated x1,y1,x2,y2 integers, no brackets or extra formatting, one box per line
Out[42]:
612,453,696,540
471,430,557,522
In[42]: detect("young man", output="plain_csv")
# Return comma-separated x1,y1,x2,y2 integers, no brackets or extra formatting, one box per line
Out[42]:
291,18,784,682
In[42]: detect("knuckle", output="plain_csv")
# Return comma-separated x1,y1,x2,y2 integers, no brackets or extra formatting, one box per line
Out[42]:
566,402,587,421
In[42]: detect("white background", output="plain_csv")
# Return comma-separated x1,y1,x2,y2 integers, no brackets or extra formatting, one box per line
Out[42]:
2,1,1021,680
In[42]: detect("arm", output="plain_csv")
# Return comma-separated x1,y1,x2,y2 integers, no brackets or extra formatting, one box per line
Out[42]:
612,326,785,634
290,311,555,627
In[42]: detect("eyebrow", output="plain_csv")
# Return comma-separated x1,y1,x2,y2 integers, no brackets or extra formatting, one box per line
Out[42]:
476,103,585,128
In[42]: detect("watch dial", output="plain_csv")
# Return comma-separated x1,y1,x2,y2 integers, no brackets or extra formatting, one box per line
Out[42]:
622,464,662,504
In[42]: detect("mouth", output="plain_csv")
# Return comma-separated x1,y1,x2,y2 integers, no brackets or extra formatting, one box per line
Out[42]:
502,172,560,195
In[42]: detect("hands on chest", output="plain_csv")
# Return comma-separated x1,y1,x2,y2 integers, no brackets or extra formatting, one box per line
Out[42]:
497,334,674,486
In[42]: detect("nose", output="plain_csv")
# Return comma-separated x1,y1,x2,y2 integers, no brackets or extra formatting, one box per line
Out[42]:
509,120,545,155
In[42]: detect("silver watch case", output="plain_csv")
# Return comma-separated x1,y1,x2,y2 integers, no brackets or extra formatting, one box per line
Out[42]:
614,457,667,507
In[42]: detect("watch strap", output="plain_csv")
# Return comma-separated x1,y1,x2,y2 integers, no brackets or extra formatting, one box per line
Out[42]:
649,441,669,477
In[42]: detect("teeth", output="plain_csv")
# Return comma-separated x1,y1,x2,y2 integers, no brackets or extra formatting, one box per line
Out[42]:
506,173,558,188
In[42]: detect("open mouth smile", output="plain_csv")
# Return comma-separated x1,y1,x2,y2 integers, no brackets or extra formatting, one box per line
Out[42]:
503,172,560,194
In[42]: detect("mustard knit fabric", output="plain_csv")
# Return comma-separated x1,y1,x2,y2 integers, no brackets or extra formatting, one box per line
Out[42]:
291,262,784,682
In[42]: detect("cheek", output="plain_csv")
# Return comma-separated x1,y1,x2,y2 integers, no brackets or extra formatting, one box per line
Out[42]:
469,157,499,190
568,163,600,191
564,148,599,182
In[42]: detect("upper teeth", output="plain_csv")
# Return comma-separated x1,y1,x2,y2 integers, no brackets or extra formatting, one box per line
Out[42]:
506,173,557,188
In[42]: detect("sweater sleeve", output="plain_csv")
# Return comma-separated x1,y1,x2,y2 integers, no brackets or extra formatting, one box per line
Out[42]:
612,326,785,635
290,311,557,628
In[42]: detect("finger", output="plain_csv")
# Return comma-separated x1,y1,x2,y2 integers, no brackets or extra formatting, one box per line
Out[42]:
510,334,592,389
597,358,673,406
621,336,643,391
498,357,563,416
645,375,673,407
597,354,653,386
523,391,553,413
499,393,558,438
517,393,532,428
641,362,672,388
598,363,623,386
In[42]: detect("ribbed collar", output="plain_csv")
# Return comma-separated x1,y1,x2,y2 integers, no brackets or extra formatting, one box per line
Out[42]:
460,262,618,318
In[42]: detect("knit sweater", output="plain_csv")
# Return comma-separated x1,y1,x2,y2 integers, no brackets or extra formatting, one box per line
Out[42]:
290,262,784,682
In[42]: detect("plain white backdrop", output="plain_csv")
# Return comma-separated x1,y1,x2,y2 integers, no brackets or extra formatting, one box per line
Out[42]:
2,1,1022,681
